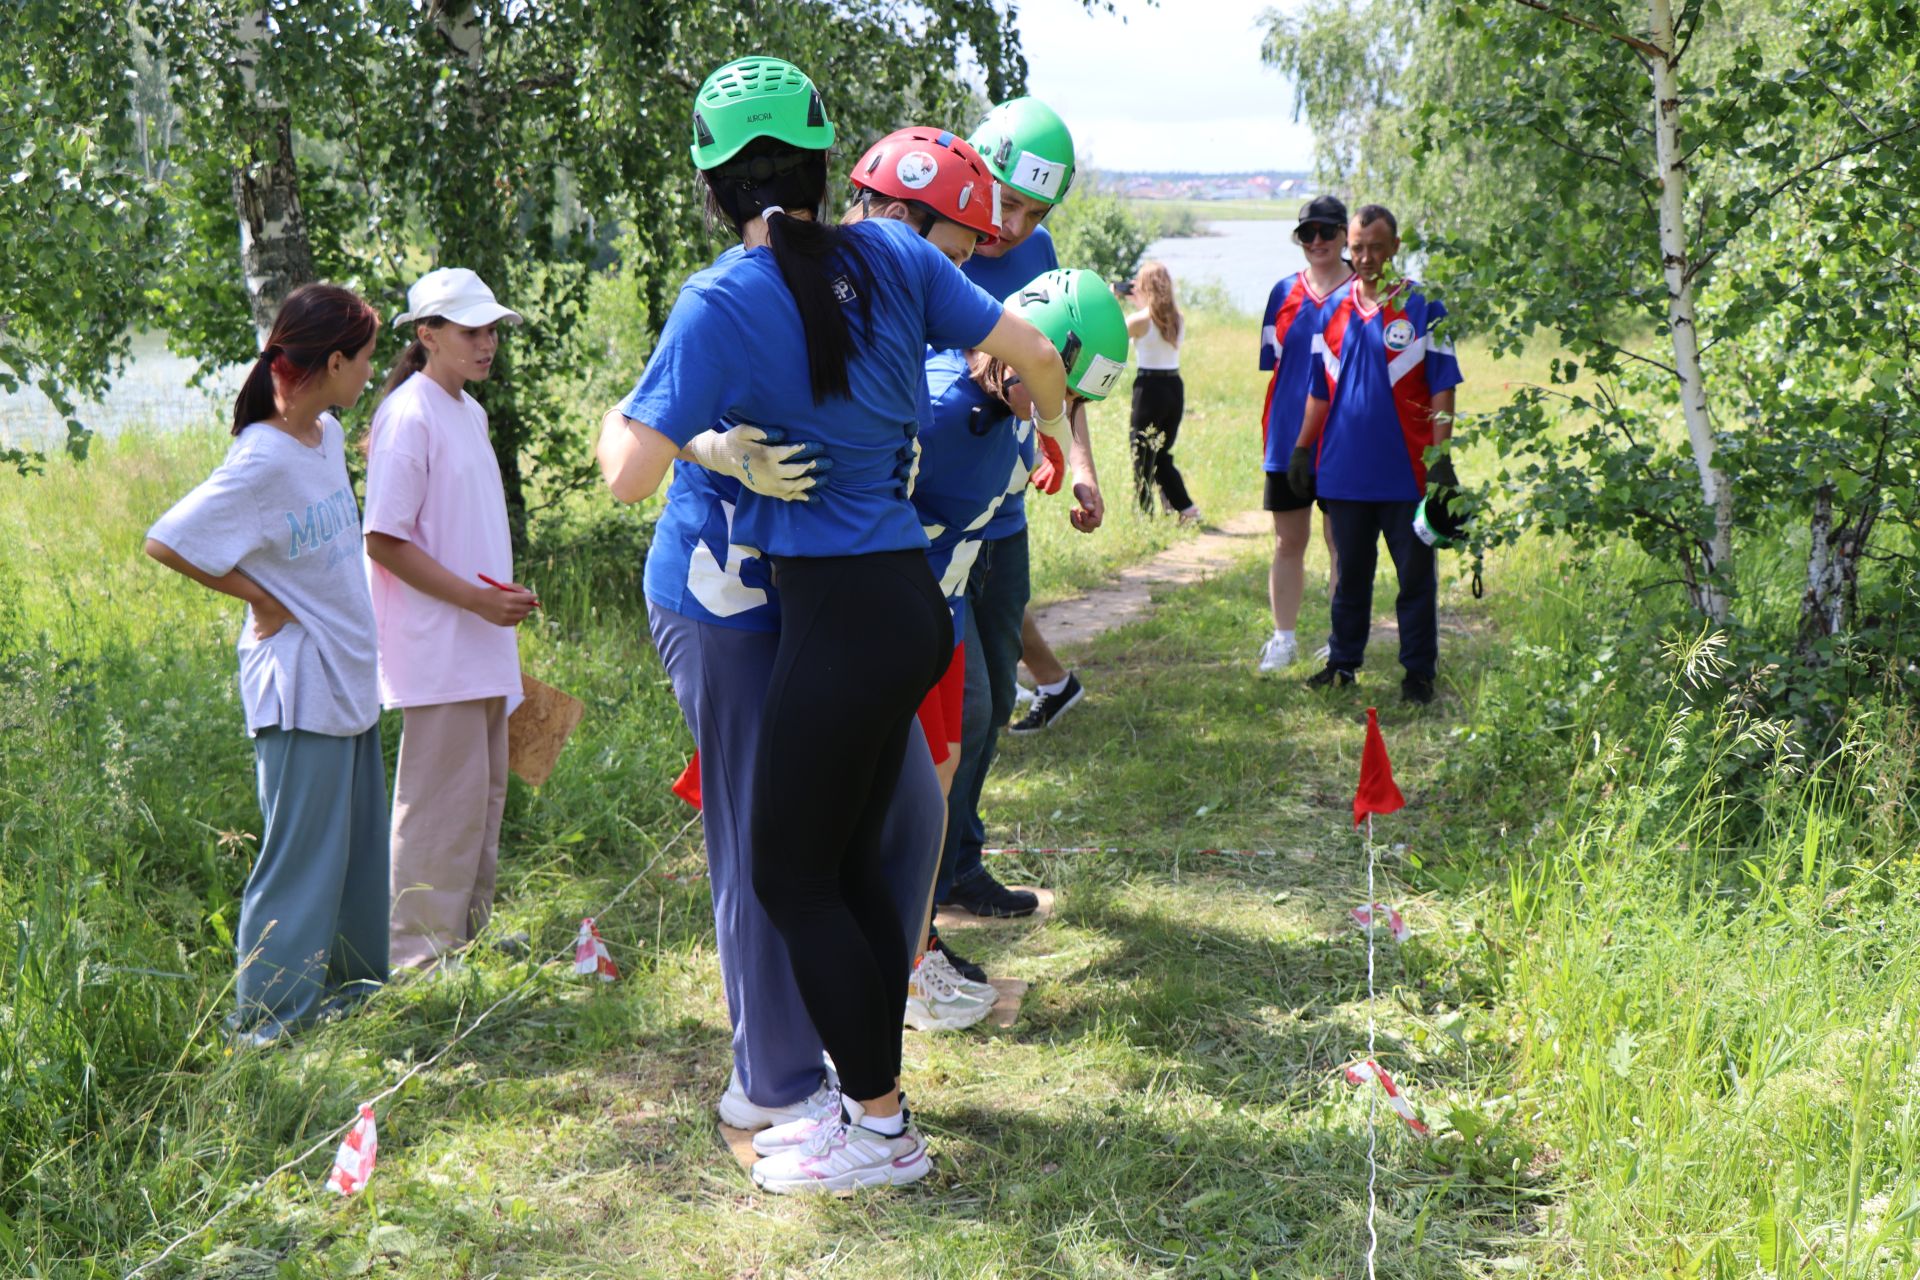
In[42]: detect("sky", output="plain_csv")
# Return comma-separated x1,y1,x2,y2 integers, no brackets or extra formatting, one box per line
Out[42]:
1012,0,1317,174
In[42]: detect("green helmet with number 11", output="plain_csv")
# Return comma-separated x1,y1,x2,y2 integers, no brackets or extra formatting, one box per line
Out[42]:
1009,269,1130,401
968,97,1076,204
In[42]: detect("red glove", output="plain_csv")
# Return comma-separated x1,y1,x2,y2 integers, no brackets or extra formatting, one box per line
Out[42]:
1029,431,1066,495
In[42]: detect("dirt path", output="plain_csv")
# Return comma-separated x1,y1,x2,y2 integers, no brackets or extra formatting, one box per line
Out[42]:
1028,509,1270,650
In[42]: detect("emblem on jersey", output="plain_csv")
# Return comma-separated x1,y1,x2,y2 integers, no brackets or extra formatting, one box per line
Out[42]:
832,274,859,305
1383,318,1416,352
895,150,939,190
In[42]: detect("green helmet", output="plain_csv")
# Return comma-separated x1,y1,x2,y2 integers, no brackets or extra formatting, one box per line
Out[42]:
689,57,835,170
968,97,1076,204
1008,269,1130,400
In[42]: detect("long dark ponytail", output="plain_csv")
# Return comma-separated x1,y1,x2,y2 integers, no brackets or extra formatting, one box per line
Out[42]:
232,283,379,435
703,138,875,404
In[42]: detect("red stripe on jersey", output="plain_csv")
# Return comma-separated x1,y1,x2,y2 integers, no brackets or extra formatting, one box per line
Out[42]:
1260,276,1311,448
1381,299,1434,491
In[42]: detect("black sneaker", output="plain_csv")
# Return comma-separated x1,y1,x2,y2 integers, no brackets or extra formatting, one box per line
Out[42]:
930,933,989,984
1009,672,1084,734
1401,674,1436,705
1306,666,1356,689
942,871,1040,918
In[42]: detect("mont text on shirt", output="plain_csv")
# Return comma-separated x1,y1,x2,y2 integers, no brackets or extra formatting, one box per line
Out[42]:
286,487,361,559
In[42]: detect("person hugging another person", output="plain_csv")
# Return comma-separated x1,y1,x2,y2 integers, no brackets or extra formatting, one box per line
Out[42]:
144,284,387,1047
362,269,536,974
1123,261,1198,524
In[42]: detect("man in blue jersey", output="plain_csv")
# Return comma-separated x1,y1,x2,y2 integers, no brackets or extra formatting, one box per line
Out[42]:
934,96,1104,921
1292,204,1462,704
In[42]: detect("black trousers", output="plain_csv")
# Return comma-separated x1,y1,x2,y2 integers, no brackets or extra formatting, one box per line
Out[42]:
750,550,952,1102
1322,499,1437,680
1129,371,1193,514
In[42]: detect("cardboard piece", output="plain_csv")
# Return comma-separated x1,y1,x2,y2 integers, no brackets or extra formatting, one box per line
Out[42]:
719,1123,761,1172
986,977,1028,1029
507,672,585,787
934,886,1053,929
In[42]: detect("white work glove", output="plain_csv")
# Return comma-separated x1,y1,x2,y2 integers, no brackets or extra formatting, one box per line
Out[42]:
1033,405,1069,443
682,422,830,502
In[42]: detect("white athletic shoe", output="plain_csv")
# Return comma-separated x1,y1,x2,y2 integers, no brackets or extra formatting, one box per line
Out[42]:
750,1107,932,1194
752,1087,855,1155
1257,632,1298,673
904,956,994,1031
920,947,995,1002
717,1068,836,1132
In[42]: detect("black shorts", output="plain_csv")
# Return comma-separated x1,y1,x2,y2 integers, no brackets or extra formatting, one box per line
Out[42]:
1263,469,1316,513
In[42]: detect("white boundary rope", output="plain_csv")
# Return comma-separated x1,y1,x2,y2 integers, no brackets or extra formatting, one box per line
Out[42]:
124,813,700,1280
1364,811,1380,1280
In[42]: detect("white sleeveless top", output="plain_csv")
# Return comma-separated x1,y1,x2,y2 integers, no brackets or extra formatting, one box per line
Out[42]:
1136,314,1182,370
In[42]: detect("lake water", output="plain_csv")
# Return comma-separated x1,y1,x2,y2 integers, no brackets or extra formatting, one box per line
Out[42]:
0,220,1298,448
0,332,241,452
1142,219,1301,317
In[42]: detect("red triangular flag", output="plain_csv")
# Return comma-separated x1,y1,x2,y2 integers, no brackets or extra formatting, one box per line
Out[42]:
1353,707,1405,827
671,752,702,811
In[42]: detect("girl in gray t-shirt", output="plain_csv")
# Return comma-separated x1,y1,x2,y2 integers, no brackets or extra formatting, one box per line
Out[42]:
144,283,391,1045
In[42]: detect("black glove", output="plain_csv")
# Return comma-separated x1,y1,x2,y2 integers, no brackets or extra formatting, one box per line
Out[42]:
1287,446,1315,500
1427,453,1459,494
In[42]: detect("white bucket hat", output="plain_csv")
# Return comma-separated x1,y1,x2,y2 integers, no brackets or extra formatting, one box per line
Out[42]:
393,267,524,327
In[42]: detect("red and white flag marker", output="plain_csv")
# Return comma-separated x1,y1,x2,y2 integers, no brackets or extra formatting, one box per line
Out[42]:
1344,1059,1430,1136
1350,903,1411,944
573,917,618,982
326,1104,378,1196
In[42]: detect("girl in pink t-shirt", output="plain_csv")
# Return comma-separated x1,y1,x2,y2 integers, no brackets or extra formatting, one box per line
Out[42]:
363,268,535,972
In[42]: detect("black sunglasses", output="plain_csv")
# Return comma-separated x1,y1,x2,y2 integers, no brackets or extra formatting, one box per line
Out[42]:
1296,222,1343,244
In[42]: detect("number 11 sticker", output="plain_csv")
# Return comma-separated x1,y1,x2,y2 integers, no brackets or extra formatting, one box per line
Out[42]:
1013,150,1065,200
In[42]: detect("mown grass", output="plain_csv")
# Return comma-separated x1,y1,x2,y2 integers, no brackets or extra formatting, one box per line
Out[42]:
3,308,1915,1279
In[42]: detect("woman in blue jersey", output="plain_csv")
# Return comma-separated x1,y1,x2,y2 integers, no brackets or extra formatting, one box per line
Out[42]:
596,59,1069,1193
1256,195,1354,673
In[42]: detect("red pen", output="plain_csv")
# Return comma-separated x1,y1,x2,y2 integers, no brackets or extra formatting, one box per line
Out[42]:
477,573,540,608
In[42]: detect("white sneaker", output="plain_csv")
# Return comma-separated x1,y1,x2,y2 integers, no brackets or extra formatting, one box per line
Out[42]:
921,947,995,1002
1258,632,1298,673
717,1069,835,1131
752,1087,855,1155
904,956,994,1031
750,1107,931,1194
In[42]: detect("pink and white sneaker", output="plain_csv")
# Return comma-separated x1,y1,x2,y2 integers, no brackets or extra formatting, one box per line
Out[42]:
749,1106,931,1194
751,1087,854,1156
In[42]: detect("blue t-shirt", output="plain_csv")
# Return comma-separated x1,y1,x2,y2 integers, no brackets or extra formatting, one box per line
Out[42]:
961,225,1059,540
621,217,1004,559
1259,271,1353,473
1307,283,1463,503
913,348,1032,638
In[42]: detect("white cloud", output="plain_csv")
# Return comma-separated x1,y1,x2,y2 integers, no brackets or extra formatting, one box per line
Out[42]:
1013,0,1317,173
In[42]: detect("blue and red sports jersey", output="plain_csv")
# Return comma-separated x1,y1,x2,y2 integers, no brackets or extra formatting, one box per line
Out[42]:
1307,282,1462,502
1258,271,1353,473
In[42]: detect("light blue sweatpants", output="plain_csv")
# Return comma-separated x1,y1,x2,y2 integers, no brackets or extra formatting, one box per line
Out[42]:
237,725,390,1034
649,603,944,1108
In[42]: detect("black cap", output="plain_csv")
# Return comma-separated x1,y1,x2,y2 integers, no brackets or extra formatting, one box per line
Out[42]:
1297,195,1349,229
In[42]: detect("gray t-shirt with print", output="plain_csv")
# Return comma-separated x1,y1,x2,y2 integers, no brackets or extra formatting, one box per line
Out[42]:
148,415,379,738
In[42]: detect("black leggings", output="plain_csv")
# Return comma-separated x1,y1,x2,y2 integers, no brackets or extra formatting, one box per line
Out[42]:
750,549,952,1102
1129,371,1193,514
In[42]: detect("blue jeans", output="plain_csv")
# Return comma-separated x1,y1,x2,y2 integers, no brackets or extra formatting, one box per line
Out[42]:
937,528,1030,901
238,725,389,1035
1322,498,1437,679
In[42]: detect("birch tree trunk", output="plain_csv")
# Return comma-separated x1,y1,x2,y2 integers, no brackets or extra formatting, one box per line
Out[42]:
231,6,314,345
1648,0,1734,622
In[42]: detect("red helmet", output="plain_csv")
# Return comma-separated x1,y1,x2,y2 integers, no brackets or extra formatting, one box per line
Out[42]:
850,127,1002,246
